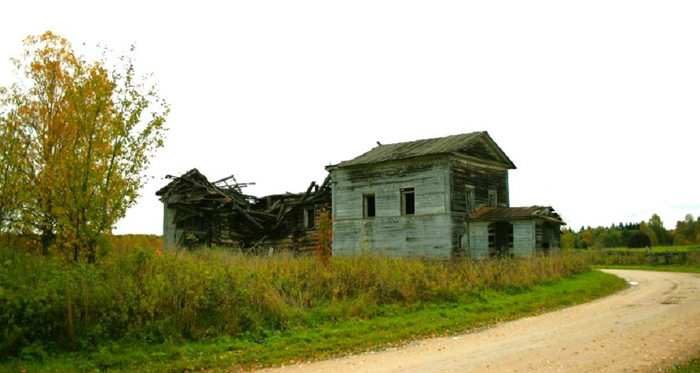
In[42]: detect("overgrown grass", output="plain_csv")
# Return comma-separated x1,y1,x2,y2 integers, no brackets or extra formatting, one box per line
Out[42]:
1,265,625,372
0,247,595,367
672,351,700,372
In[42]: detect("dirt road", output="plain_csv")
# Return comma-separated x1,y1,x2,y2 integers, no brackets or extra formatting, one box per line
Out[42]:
257,270,699,372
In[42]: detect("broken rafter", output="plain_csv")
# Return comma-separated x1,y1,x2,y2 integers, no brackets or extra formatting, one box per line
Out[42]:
306,174,331,204
158,168,332,251
299,181,316,204
232,205,265,230
211,174,236,185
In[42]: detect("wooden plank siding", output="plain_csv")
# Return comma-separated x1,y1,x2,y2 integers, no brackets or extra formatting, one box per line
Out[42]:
513,220,535,257
449,158,510,215
467,221,490,259
333,215,453,256
534,221,563,255
163,205,180,248
326,132,565,259
331,156,454,257
331,154,514,258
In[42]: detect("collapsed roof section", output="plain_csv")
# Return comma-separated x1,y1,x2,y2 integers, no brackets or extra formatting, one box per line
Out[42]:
156,168,331,250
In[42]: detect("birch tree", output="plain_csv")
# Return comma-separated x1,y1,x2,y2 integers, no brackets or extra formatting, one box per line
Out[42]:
0,31,168,260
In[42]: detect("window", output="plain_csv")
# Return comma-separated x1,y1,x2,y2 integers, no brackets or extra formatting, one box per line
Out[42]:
488,187,497,207
488,221,514,258
465,185,475,213
363,194,376,217
401,187,415,215
304,208,315,229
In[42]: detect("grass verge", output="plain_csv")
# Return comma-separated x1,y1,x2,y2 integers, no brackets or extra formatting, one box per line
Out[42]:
601,245,699,253
592,265,700,274
2,270,627,372
672,350,700,372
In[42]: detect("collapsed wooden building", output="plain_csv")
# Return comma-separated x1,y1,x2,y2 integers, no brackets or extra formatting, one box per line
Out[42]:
156,168,331,253
157,131,565,258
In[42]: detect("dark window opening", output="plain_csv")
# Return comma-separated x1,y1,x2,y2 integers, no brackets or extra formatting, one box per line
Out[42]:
401,187,415,215
488,221,514,258
363,194,376,217
488,187,497,207
304,208,315,229
465,185,476,213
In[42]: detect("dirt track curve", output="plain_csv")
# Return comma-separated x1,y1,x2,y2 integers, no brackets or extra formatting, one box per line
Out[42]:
257,270,699,373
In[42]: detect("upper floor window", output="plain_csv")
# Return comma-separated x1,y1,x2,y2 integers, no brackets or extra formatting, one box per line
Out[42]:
465,185,476,213
363,194,376,217
401,187,415,215
488,187,497,207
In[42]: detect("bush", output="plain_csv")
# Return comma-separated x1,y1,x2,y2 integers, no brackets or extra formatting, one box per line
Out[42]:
628,232,652,248
0,246,592,360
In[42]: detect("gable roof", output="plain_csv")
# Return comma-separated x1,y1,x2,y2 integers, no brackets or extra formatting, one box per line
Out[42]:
467,206,565,225
328,131,516,169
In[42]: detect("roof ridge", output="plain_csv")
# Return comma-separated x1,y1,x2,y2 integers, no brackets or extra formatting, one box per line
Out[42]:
376,131,485,147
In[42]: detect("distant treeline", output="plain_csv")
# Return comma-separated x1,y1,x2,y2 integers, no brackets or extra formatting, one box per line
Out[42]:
562,213,700,249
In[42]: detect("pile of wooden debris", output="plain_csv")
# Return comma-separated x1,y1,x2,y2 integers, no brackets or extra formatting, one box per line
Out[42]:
156,168,331,252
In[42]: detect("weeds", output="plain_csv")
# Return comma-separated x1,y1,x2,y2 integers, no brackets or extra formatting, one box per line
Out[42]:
0,246,594,360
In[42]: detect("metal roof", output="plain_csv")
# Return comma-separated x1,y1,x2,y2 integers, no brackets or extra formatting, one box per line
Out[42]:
329,131,516,169
468,206,565,225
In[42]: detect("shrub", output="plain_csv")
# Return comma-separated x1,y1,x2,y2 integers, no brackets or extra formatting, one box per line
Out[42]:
0,246,592,360
628,231,652,248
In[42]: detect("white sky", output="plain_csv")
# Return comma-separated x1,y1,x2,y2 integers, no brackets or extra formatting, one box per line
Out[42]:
1,1,698,234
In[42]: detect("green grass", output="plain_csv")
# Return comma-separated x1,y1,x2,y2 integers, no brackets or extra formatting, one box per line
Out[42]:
0,247,594,360
673,351,700,372
592,264,700,273
1,270,627,372
601,245,699,253
581,247,700,267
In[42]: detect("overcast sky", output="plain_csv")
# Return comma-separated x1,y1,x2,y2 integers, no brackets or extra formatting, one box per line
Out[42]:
1,1,698,234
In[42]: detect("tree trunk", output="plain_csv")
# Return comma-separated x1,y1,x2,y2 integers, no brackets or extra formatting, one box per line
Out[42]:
42,229,55,256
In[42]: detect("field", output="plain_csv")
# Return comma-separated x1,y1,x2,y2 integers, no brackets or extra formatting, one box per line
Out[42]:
601,245,699,253
0,246,626,372
582,245,700,269
2,244,698,371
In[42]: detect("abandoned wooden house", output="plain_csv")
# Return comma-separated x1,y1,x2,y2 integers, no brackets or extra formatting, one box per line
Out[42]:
156,168,331,253
326,131,565,258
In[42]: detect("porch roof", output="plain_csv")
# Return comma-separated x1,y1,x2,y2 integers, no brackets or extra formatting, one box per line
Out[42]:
468,206,565,225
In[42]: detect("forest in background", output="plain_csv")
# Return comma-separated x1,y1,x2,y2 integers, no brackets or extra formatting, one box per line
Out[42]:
561,213,700,249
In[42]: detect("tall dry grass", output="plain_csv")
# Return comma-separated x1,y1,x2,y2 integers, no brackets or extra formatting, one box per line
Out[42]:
0,246,590,359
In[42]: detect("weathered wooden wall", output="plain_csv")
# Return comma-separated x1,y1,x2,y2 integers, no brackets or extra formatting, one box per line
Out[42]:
513,220,535,257
449,158,510,215
332,152,515,258
467,221,489,258
535,221,562,254
449,157,510,257
163,205,179,248
468,220,538,258
332,156,454,257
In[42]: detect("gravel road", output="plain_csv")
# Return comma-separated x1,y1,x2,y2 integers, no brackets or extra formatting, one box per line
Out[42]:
257,270,699,373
